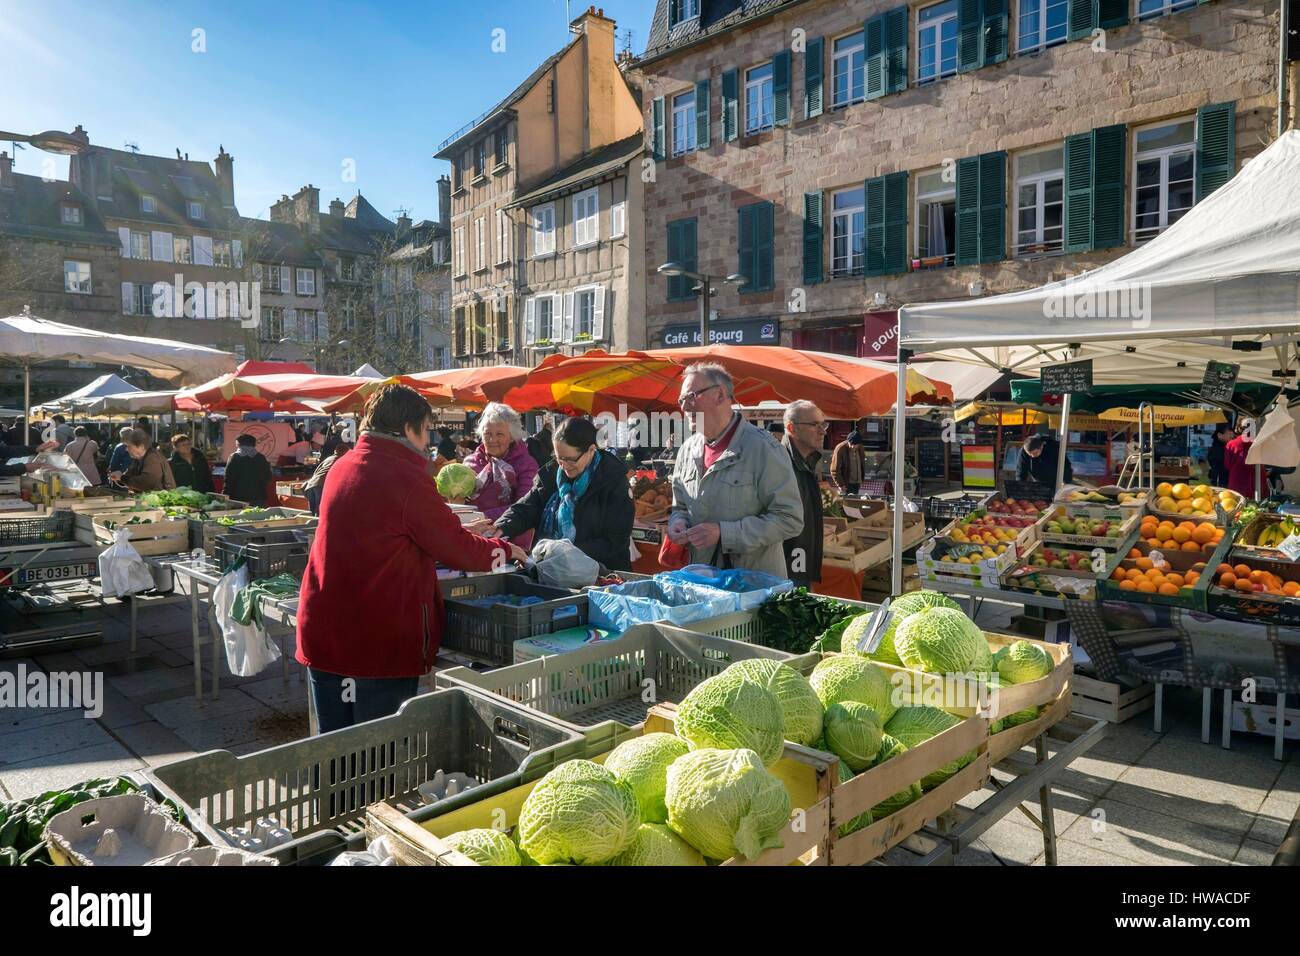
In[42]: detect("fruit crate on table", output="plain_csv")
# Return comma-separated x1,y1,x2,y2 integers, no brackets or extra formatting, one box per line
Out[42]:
435,622,819,731
1039,506,1140,549
441,573,589,667
1146,483,1243,522
145,687,587,853
824,510,927,573
926,492,993,525
0,509,74,546
213,526,315,578
1205,553,1300,626
1231,513,1300,563
365,702,836,867
1097,527,1231,610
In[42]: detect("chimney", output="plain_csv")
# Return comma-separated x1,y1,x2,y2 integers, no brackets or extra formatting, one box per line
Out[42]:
214,145,235,208
329,198,345,217
437,175,451,231
292,184,320,232
576,8,618,152
397,213,412,233
0,151,12,191
270,194,294,223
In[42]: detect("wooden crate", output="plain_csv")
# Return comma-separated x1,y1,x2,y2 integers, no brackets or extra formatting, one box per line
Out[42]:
92,509,189,556
53,495,133,515
988,685,1073,764
1070,674,1155,724
192,509,315,554
824,511,926,573
365,704,835,867
826,713,989,866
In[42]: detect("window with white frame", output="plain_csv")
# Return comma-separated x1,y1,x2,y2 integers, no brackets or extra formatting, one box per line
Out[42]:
400,265,413,292
188,201,204,220
669,0,699,27
454,226,466,274
260,307,284,342
296,267,316,295
212,239,232,267
914,168,956,266
573,189,599,246
475,217,486,269
536,295,555,342
497,209,510,263
141,194,157,214
830,187,865,277
917,0,959,83
575,288,596,339
610,200,626,238
340,256,356,280
832,31,866,107
1138,0,1196,19
63,260,91,294
1018,0,1068,53
745,62,775,134
672,89,697,156
60,204,82,225
1133,118,1195,244
1014,146,1064,257
173,235,192,264
533,204,556,256
130,230,151,260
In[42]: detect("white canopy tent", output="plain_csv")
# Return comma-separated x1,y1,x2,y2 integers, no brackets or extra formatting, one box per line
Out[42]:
32,373,139,413
82,390,180,417
887,130,1300,593
1,310,236,436
352,363,385,379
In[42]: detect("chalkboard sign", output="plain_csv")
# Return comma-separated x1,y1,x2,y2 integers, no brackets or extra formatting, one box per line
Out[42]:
1041,359,1093,395
1200,360,1240,404
916,437,948,480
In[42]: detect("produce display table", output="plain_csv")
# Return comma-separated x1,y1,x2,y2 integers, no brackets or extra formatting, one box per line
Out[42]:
632,540,867,601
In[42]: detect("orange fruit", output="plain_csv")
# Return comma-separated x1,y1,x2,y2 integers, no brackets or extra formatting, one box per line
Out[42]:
1111,567,1127,582
1135,557,1154,570
1283,581,1300,596
1235,578,1254,593
1220,572,1237,588
1137,580,1157,593
1146,568,1165,582
1192,524,1215,545
1119,579,1137,591
1171,527,1191,544
1155,527,1174,542
1158,583,1180,596
1128,548,1142,559
1185,571,1200,585
1216,563,1234,575
1182,541,1202,552
1166,573,1185,588
1234,564,1252,578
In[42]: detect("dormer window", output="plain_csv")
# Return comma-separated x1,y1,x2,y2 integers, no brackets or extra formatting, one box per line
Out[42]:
141,194,157,213
60,204,82,225
669,0,699,28
188,201,204,220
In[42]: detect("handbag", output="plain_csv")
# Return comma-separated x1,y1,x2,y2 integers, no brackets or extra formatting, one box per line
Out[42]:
658,534,691,570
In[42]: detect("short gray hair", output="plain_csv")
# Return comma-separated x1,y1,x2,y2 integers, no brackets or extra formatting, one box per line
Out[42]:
683,362,734,398
784,400,820,428
125,428,151,448
476,402,525,441
119,427,133,439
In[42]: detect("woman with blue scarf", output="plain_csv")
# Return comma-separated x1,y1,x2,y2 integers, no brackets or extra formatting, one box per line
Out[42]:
493,417,634,571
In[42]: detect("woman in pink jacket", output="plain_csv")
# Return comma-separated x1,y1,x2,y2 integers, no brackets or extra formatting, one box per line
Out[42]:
463,402,539,548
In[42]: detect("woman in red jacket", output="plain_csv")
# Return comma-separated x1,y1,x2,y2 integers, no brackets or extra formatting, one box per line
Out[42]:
295,384,527,733
1223,422,1259,499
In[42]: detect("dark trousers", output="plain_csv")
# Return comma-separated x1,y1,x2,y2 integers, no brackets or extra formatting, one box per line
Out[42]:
1210,467,1229,488
307,667,420,734
844,483,860,495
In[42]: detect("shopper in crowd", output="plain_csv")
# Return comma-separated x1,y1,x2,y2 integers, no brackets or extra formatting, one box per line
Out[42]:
169,434,214,492
0,435,58,477
224,433,274,506
1016,432,1073,491
667,363,803,576
493,417,634,571
782,400,827,588
435,426,458,461
303,441,351,515
320,423,344,459
657,431,680,463
831,430,867,495
107,427,134,477
1207,423,1232,488
526,419,554,469
1224,420,1258,498
50,414,74,449
296,383,527,733
463,402,539,531
64,426,101,485
110,428,176,492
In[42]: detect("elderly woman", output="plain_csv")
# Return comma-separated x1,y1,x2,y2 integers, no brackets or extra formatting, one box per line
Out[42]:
494,417,634,571
463,402,539,535
109,428,176,492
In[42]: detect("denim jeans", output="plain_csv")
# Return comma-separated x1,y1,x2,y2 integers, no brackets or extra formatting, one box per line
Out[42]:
307,668,420,734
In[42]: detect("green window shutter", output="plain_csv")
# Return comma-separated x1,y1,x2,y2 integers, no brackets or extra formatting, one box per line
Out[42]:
864,15,885,100
666,219,697,301
883,171,909,274
1196,101,1236,201
958,0,982,73
1092,125,1126,249
864,176,886,275
1098,0,1129,28
651,97,665,161
885,7,909,93
1068,0,1095,41
773,50,792,126
696,78,711,149
666,221,682,301
1063,132,1094,252
755,202,774,291
983,0,1009,65
738,204,756,292
955,156,982,265
722,69,739,142
978,151,1006,262
805,37,824,119
803,192,824,285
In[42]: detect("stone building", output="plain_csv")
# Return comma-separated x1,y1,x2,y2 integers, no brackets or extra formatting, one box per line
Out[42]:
632,0,1282,357
436,6,645,367
240,216,327,365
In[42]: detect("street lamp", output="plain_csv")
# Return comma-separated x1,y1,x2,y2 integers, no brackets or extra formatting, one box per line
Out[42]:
317,339,349,373
0,126,90,155
657,262,747,347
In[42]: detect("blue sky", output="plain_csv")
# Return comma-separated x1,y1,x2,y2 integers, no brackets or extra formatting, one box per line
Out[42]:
4,0,651,223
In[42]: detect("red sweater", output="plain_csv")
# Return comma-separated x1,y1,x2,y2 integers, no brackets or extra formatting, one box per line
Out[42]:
1223,436,1257,498
296,432,506,678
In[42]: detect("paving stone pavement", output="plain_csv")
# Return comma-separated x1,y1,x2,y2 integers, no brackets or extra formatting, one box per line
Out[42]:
1,592,1296,864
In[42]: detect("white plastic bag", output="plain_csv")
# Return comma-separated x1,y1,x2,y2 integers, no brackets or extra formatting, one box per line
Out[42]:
212,564,281,678
98,527,156,598
29,451,91,491
532,537,600,588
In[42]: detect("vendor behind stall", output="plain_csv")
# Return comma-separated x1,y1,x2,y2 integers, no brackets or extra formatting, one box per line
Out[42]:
1016,433,1072,491
0,437,59,476
169,434,213,493
492,417,634,571
111,428,176,492
295,383,528,733
224,433,273,506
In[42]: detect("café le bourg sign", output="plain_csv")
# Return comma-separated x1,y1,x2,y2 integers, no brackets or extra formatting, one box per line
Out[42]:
661,317,780,348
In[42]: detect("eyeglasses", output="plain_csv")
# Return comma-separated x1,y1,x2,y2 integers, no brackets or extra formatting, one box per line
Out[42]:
678,384,721,407
794,420,830,432
556,448,592,466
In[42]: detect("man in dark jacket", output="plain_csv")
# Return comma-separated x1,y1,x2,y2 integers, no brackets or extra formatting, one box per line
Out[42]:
781,401,827,587
1017,433,1073,491
169,434,214,492
224,433,274,505
495,417,634,571
1207,424,1232,487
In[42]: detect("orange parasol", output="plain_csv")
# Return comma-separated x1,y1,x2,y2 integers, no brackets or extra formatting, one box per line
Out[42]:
321,365,530,414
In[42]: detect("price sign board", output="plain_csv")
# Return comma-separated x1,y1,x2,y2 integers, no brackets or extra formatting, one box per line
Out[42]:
1041,359,1094,395
1200,361,1240,404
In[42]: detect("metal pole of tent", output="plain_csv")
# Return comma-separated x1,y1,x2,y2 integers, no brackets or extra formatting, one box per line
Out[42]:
891,345,908,596
1055,392,1072,490
22,362,30,445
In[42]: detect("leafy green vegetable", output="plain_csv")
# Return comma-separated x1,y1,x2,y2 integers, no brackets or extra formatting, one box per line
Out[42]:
442,828,521,866
756,588,863,653
603,733,689,824
436,463,479,500
607,823,706,866
675,667,785,767
869,734,923,818
885,707,975,790
664,748,790,861
516,760,640,865
894,606,990,675
726,659,824,748
836,762,874,837
823,701,884,771
996,641,1054,685
138,488,215,510
809,655,896,724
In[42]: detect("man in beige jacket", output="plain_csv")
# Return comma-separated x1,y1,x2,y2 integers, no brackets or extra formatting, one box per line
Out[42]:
667,363,804,578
